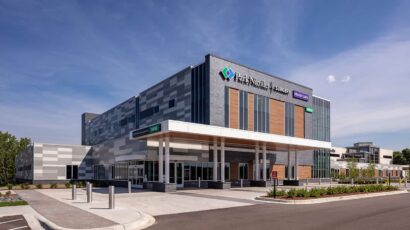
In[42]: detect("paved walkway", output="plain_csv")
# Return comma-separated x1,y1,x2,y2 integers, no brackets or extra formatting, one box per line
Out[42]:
148,193,410,230
16,190,117,229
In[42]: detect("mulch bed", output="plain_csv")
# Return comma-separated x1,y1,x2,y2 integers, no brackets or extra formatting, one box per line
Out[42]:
0,194,24,202
263,190,399,200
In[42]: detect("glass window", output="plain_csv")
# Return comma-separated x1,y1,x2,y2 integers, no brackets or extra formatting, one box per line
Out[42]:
225,163,230,181
197,163,203,180
190,163,197,180
73,165,78,179
224,87,229,128
239,163,248,179
66,165,72,179
184,164,190,181
203,163,209,180
169,99,175,108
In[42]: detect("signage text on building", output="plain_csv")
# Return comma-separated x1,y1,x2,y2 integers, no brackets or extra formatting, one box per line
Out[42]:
220,67,290,95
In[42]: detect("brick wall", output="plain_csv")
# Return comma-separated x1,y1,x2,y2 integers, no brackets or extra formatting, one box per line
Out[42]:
298,165,312,179
271,164,285,179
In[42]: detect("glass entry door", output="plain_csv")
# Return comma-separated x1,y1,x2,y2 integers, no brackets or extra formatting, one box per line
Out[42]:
170,162,184,188
129,165,144,188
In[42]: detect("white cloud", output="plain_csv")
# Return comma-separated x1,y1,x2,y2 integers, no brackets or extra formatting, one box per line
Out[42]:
289,35,410,148
341,75,351,83
327,75,336,83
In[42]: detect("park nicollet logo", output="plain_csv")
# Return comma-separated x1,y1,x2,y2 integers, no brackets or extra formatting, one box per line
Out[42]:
221,67,235,79
220,67,290,95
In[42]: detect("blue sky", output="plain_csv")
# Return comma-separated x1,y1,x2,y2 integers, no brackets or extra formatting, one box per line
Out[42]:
1,0,409,150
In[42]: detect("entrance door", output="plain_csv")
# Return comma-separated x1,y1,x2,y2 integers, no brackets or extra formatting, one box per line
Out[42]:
169,162,184,188
129,165,144,188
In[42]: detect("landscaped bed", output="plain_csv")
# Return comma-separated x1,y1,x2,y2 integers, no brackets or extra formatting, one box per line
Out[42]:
264,184,399,200
0,191,28,207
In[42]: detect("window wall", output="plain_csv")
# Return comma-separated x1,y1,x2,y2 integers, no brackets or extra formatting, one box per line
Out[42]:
113,162,128,180
184,162,230,181
285,102,295,136
239,90,248,130
93,165,106,180
312,149,330,178
254,94,269,132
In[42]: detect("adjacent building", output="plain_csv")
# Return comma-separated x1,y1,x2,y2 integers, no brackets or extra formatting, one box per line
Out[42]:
16,54,332,191
330,142,406,178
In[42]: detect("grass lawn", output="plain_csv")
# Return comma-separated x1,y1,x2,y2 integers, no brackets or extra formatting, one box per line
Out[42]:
0,200,28,207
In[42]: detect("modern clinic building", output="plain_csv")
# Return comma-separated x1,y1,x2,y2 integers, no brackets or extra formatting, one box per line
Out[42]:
16,54,332,191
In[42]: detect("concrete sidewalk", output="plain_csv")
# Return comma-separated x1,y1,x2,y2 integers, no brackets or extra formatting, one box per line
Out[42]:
17,190,116,229
17,189,155,230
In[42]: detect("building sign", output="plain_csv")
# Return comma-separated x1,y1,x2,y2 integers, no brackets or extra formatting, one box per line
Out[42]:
305,107,314,113
220,67,290,95
131,124,161,138
293,90,309,101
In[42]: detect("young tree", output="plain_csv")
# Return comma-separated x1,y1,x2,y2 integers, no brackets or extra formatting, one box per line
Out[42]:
366,162,376,178
347,158,359,179
0,131,31,184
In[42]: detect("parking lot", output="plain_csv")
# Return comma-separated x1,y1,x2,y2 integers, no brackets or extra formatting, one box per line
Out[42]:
0,215,30,230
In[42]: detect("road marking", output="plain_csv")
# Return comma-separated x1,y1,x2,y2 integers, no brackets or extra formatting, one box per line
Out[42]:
0,219,24,225
8,226,29,230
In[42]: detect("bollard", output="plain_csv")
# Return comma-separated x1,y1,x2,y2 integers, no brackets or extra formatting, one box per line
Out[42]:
240,178,243,188
128,180,131,194
306,178,309,186
351,178,354,185
376,177,379,184
72,184,77,200
198,177,201,188
405,177,407,188
319,178,321,185
109,185,115,209
330,178,332,187
86,182,89,201
87,182,92,203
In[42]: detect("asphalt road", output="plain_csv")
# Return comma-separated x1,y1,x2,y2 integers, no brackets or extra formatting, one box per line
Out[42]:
148,193,410,230
0,215,30,230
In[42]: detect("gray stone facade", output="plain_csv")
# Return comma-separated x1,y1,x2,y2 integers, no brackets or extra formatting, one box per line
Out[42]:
138,67,192,128
82,97,137,146
207,55,314,139
15,143,93,183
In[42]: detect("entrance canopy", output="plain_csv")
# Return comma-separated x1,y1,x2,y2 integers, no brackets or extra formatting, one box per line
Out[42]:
130,120,331,151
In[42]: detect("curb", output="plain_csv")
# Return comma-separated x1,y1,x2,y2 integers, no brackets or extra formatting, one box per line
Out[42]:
27,209,155,230
255,190,408,204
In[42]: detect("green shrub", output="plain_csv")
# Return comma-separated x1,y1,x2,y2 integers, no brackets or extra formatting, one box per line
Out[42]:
77,181,85,188
36,184,43,189
7,184,12,190
19,183,30,189
287,189,297,198
309,188,321,198
65,182,71,188
50,184,58,189
267,188,285,197
326,187,336,195
296,189,308,197
275,184,397,199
